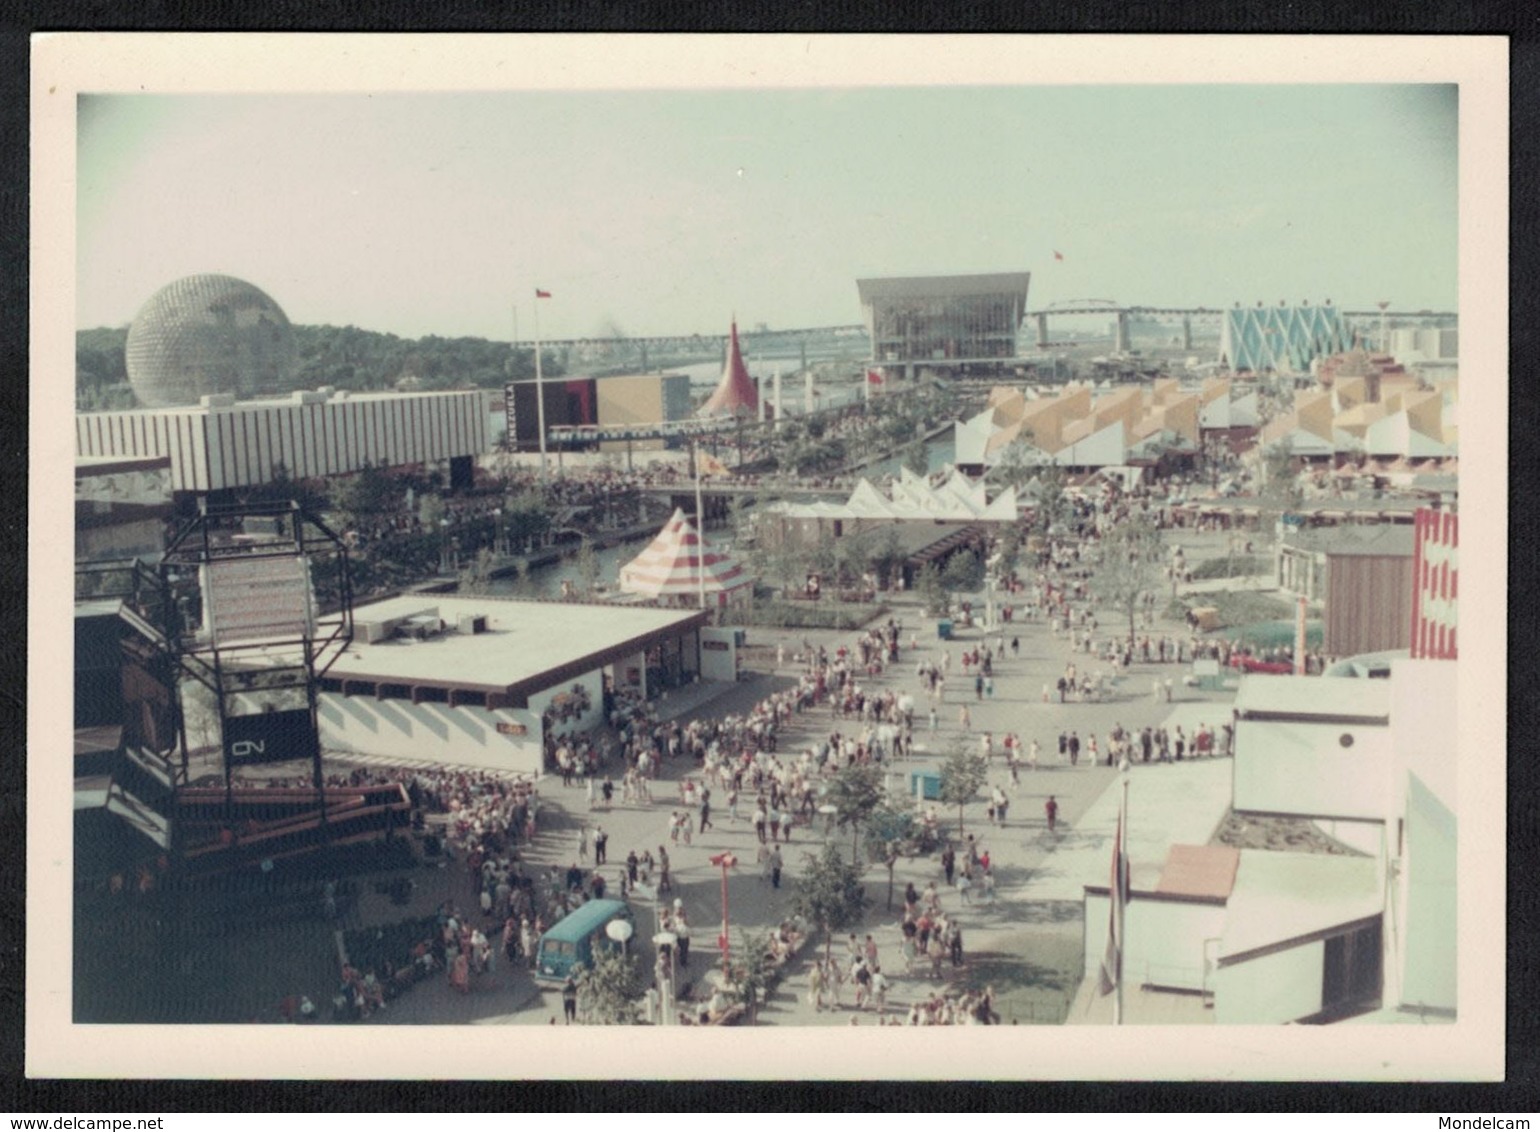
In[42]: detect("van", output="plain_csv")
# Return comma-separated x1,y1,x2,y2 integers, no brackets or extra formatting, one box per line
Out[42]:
533,899,634,983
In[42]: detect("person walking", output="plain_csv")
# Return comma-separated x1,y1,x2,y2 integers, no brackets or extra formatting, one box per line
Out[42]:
870,965,889,1016
941,844,956,886
959,704,971,731
769,845,783,890
561,975,578,1023
675,907,691,968
593,826,608,866
1044,795,1059,833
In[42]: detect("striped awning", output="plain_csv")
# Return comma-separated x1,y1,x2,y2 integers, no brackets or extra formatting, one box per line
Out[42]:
618,509,754,599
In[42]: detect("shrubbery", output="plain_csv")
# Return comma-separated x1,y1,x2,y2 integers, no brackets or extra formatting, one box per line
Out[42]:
726,601,887,630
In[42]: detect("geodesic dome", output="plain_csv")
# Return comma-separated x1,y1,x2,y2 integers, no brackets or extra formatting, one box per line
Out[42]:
125,274,297,407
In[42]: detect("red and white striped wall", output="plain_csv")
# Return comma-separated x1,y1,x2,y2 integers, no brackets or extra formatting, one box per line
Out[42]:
1410,508,1458,659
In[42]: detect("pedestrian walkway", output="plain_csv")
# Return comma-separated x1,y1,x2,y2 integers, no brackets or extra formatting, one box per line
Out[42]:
652,676,747,722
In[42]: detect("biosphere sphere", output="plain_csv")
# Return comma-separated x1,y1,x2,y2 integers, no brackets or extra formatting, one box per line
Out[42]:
125,275,297,408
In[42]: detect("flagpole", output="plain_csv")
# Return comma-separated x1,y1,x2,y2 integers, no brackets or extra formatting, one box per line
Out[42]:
534,292,548,482
693,442,708,611
1115,761,1129,1025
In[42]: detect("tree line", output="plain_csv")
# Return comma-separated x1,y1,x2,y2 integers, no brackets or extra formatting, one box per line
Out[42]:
76,324,566,411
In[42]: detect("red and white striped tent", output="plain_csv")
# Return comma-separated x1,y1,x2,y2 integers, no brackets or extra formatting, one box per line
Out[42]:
618,509,755,607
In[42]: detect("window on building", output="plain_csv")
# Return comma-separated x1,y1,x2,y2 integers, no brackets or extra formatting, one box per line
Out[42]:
1320,920,1382,1017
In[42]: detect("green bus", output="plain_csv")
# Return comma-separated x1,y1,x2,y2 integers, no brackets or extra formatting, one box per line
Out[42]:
534,899,634,983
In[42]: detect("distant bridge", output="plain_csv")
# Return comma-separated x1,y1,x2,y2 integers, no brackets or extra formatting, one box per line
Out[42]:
524,304,1452,355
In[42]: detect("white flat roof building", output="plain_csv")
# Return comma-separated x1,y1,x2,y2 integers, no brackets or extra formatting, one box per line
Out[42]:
321,595,710,706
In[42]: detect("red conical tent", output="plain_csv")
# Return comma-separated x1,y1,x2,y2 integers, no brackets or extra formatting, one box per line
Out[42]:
698,319,759,418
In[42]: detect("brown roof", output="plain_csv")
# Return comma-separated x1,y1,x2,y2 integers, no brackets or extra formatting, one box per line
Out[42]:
1156,844,1240,901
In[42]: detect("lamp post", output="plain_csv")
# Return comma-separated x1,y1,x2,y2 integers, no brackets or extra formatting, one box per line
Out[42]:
1115,756,1130,1027
709,851,738,978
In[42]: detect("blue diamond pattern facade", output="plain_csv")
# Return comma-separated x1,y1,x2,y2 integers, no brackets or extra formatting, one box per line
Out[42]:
1219,305,1349,373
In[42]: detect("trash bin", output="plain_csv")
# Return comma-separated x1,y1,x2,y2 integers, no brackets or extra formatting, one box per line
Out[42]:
937,620,953,641
908,771,942,801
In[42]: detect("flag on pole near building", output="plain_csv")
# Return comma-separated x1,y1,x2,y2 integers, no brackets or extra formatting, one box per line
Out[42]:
1053,250,1065,262
697,450,731,478
535,288,552,299
866,368,884,385
1097,810,1129,997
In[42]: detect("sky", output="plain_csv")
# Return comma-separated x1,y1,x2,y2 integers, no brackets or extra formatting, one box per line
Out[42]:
76,84,1458,341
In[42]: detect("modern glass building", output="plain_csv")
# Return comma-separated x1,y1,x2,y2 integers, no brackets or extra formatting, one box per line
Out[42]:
856,273,1031,371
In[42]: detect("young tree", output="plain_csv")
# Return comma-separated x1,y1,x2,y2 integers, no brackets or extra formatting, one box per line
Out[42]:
863,803,917,912
330,461,397,532
871,526,907,592
938,739,989,837
1034,465,1069,536
1091,511,1166,648
899,437,930,477
417,491,446,530
824,763,885,863
1256,438,1303,549
941,549,984,594
573,537,602,598
508,557,537,599
917,561,948,617
574,945,644,1025
994,441,1039,494
731,930,777,1024
995,522,1025,582
457,547,497,596
503,488,551,553
835,527,875,593
790,842,867,965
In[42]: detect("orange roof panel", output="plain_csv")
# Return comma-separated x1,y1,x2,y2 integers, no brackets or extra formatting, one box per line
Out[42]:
1156,844,1240,900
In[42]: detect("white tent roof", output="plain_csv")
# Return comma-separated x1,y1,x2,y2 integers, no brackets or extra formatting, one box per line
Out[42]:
618,509,754,598
774,469,1016,522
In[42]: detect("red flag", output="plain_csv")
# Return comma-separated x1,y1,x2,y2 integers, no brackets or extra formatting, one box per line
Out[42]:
535,289,552,299
1097,811,1127,997
866,369,884,385
1053,250,1065,262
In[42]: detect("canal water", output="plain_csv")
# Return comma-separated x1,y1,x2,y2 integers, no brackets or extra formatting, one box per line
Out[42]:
481,425,958,598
